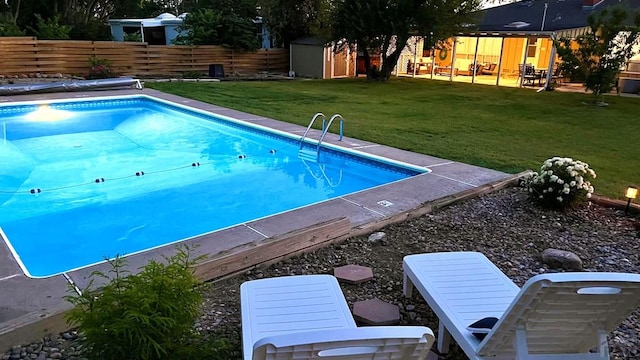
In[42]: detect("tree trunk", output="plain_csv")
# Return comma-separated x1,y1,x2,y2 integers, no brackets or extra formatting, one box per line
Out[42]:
11,0,21,24
360,45,373,79
377,36,409,81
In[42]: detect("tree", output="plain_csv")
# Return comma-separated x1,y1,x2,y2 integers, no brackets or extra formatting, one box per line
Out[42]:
258,0,325,47
555,8,640,104
27,14,72,39
326,0,481,81
173,0,261,50
0,12,24,35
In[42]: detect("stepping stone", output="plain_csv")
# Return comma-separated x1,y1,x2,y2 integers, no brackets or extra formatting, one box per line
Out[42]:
353,298,400,326
333,264,373,284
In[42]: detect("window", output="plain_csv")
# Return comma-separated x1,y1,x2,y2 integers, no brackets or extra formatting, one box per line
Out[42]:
527,37,538,57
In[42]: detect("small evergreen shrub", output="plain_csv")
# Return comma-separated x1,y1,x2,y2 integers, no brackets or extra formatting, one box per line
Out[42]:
28,14,72,40
85,56,118,79
65,246,230,360
527,156,597,209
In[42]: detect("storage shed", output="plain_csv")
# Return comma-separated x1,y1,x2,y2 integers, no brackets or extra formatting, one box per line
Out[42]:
290,37,356,79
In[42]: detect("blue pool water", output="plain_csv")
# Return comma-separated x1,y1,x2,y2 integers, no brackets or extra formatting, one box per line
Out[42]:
0,95,427,277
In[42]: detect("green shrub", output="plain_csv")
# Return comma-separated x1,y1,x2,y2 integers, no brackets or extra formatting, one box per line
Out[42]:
28,14,72,40
527,156,597,209
0,14,25,36
65,246,230,360
85,56,118,79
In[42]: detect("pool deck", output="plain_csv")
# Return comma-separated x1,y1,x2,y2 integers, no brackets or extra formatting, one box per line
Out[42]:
0,87,519,351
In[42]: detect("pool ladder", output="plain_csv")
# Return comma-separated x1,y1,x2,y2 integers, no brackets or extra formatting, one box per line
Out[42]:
298,112,344,162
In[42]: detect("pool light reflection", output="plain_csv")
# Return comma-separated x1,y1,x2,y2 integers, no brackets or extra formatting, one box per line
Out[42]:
25,105,74,122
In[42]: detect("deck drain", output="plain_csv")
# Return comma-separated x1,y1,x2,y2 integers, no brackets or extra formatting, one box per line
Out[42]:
377,200,393,207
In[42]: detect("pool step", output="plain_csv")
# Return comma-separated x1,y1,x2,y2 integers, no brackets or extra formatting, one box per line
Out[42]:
298,148,318,162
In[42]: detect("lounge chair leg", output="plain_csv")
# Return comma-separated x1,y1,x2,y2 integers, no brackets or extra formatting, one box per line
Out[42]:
403,274,414,298
597,329,610,360
437,322,451,354
515,326,528,359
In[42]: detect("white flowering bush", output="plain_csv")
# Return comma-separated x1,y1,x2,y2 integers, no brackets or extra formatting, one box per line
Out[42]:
528,157,597,209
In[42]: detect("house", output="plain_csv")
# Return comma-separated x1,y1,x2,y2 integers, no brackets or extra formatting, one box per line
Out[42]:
396,0,640,90
109,13,186,45
109,13,274,48
289,37,356,79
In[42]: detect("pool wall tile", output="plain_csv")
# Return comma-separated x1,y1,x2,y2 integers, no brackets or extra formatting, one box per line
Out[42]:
66,225,266,290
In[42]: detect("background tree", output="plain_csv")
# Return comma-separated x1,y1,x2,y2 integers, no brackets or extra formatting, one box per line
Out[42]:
555,8,640,104
27,14,72,39
258,0,325,47
0,12,24,36
174,0,261,50
0,0,179,40
326,0,481,81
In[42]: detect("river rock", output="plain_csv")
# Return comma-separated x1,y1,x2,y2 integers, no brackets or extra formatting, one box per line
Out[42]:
541,248,583,270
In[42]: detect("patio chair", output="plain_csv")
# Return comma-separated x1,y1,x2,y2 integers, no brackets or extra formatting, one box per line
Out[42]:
403,251,640,360
519,64,542,86
481,63,497,75
551,66,564,85
241,274,435,359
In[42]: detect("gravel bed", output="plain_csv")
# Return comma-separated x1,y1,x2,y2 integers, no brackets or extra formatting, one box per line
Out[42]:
3,187,639,360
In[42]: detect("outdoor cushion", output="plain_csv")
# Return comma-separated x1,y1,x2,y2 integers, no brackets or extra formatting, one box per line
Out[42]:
466,317,498,340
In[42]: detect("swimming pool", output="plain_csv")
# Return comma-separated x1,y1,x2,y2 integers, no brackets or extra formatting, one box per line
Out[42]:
0,95,428,278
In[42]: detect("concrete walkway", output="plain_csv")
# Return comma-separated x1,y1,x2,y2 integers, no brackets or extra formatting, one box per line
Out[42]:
0,88,515,351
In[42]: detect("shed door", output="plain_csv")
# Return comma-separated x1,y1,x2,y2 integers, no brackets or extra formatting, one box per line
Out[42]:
333,49,348,77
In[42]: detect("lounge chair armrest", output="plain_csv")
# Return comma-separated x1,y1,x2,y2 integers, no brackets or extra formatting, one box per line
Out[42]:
253,326,435,360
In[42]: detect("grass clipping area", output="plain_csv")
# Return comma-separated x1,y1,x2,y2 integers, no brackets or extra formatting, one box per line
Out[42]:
147,78,640,199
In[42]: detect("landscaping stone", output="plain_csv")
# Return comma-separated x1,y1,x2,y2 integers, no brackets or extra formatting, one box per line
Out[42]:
367,232,386,244
541,248,583,270
353,298,400,326
333,264,373,284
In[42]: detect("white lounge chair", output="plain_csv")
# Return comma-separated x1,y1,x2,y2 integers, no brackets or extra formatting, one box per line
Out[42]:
241,274,435,359
403,251,640,360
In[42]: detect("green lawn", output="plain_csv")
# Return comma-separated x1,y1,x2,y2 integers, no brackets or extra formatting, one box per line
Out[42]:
147,78,640,199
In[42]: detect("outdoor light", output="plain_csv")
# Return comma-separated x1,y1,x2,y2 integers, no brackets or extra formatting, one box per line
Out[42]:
625,186,638,213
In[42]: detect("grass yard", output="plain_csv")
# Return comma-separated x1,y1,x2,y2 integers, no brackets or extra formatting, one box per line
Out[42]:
147,77,640,199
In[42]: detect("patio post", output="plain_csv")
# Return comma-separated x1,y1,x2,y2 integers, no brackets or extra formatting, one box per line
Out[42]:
519,37,530,88
450,37,458,81
543,33,557,90
413,37,418,78
496,37,505,86
472,36,480,83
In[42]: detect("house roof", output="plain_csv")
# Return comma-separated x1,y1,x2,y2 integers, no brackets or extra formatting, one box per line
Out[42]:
108,13,187,27
477,0,640,33
291,36,325,46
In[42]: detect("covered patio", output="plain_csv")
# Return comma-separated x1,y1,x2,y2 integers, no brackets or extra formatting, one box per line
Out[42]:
395,33,567,90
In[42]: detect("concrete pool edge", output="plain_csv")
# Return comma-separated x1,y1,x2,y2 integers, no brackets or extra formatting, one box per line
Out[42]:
0,88,520,351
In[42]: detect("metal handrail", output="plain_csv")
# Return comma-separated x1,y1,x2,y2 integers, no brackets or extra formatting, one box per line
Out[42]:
316,114,344,155
299,112,326,150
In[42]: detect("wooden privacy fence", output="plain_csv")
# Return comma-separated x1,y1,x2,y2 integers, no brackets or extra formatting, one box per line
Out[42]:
0,37,289,77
